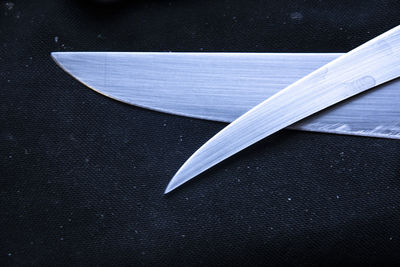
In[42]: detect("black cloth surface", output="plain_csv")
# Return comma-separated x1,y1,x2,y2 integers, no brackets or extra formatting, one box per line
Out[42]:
1,0,400,265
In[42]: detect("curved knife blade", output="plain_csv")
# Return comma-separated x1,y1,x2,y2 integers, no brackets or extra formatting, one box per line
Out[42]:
165,25,400,193
51,52,400,139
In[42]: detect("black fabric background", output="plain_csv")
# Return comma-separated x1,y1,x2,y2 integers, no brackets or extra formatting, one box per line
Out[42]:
1,0,400,265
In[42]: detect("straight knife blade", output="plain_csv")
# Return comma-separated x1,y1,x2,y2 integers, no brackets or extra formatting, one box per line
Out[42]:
51,52,400,139
165,25,400,193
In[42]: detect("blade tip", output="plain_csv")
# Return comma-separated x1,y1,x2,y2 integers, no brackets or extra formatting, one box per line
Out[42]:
164,154,211,194
50,51,59,57
163,187,172,195
164,170,191,194
164,180,179,195
50,52,62,63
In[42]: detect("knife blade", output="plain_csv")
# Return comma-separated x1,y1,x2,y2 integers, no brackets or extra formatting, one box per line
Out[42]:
51,52,400,139
165,25,400,193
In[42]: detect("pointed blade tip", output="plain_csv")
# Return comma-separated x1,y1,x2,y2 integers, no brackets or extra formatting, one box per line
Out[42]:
51,52,74,64
164,181,173,194
164,175,183,195
50,51,61,58
164,182,178,195
50,52,57,61
164,168,196,194
50,52,65,67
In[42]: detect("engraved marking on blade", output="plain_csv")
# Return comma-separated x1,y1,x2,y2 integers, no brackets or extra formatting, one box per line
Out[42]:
338,76,376,97
351,76,376,91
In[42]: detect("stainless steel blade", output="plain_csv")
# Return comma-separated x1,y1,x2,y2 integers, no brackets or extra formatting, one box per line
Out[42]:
52,52,400,139
165,25,400,193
